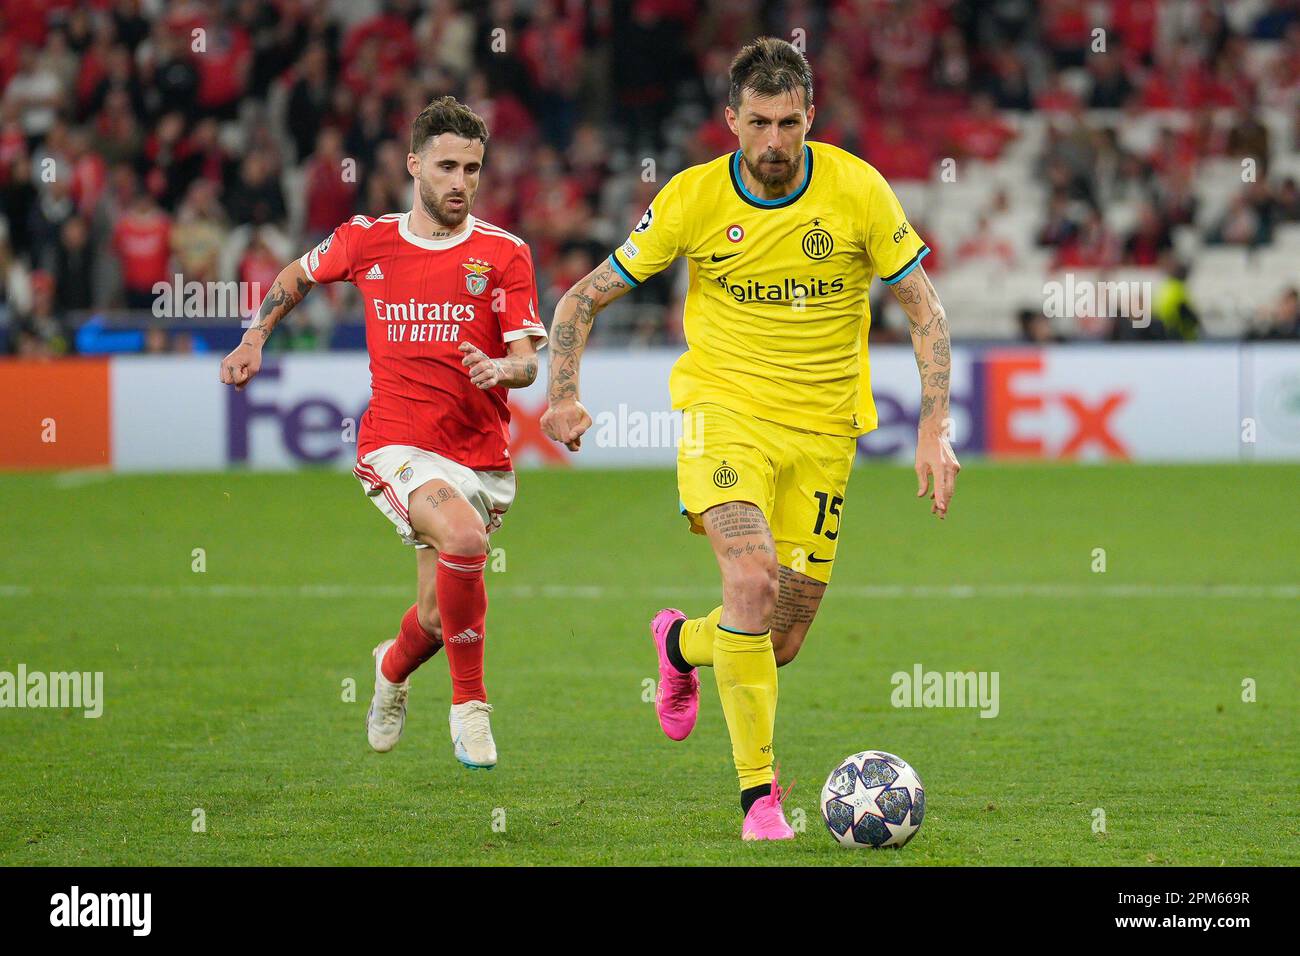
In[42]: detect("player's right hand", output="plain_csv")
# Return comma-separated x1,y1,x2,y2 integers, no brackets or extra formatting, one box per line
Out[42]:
540,398,592,452
219,341,263,391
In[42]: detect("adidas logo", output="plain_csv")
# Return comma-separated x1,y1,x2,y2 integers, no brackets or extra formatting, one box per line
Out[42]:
364,263,384,280
447,628,481,644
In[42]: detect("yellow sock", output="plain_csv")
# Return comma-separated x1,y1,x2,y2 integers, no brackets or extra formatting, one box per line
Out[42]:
713,623,777,792
678,606,721,668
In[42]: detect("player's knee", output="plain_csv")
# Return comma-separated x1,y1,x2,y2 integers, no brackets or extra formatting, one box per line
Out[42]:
437,524,488,557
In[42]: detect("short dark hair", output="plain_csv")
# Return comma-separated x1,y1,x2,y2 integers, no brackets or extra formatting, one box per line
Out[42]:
728,37,814,112
409,95,489,154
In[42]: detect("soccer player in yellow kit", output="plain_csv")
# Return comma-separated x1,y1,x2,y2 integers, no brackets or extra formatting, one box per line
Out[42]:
541,37,960,840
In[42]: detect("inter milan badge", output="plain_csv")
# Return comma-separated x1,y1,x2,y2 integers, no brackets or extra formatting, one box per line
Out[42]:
802,220,833,260
713,461,738,489
462,258,493,295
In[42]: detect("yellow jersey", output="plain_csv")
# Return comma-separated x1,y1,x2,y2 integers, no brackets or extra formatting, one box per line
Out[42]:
608,140,929,437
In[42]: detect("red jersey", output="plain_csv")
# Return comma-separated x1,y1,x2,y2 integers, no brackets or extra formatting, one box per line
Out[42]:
112,211,172,293
300,212,546,471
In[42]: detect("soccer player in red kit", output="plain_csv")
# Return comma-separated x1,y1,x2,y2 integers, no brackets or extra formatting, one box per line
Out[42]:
218,98,546,769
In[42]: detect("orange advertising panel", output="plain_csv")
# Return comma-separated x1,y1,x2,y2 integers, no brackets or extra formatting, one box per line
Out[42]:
0,358,112,469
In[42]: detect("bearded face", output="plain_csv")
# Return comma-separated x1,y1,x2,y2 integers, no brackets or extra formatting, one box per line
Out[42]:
409,134,484,230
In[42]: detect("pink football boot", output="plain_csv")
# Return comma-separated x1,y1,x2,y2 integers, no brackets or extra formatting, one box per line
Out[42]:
742,767,796,841
650,608,699,741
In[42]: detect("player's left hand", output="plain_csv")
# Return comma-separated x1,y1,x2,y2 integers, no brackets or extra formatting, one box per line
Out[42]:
459,342,504,389
915,429,961,519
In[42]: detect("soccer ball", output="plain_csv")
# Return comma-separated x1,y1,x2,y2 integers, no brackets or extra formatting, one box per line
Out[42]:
820,750,925,848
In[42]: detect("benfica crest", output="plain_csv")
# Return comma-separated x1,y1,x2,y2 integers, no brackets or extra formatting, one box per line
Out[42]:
462,258,492,295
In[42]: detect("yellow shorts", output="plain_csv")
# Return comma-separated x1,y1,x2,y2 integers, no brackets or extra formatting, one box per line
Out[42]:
677,403,856,584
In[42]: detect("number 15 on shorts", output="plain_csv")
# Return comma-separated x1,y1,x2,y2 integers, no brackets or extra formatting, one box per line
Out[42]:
813,491,843,539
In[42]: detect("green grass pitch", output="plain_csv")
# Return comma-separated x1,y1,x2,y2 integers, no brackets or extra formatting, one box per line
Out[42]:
1,463,1296,866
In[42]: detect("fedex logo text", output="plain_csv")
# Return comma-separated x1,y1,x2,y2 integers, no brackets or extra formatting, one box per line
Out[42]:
986,352,1130,459
228,365,367,464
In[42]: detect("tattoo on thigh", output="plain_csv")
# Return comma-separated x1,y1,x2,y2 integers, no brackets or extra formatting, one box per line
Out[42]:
724,541,774,560
707,502,769,540
424,486,462,511
770,565,826,634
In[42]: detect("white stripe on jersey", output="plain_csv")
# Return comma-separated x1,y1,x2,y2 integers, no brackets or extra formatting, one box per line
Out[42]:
349,213,403,229
472,220,524,246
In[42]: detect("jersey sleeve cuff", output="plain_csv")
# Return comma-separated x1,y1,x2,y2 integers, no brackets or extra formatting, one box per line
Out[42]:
503,327,548,350
880,245,930,285
608,252,642,287
298,251,318,282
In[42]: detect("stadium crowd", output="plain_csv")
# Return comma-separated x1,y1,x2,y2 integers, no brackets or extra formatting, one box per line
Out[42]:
1,0,1298,357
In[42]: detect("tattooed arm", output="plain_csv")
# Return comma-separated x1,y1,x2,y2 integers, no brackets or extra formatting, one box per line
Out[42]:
218,259,314,391
539,259,634,450
458,337,540,390
889,263,961,518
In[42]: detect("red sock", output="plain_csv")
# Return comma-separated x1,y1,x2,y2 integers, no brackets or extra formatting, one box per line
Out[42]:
381,603,442,683
436,552,488,704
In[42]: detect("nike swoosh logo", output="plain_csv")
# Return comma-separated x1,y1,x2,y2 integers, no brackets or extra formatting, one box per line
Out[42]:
807,553,833,564
710,252,741,262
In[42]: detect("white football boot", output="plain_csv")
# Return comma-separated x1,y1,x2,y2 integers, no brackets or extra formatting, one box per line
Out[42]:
366,639,409,753
449,700,497,770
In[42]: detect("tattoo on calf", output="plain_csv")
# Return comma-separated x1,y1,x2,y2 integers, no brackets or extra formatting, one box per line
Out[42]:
771,566,826,634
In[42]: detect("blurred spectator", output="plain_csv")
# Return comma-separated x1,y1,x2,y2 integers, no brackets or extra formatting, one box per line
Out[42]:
142,24,200,119
956,214,1017,269
1123,203,1173,265
1019,308,1067,344
946,92,1016,161
191,14,252,120
1151,263,1200,340
29,175,76,272
52,215,95,313
1057,210,1121,268
303,127,357,245
111,191,171,308
285,43,332,163
1225,106,1271,175
1274,177,1300,222
225,153,286,227
1038,189,1081,249
4,44,63,139
14,270,72,355
238,231,285,321
415,0,477,81
864,117,934,181
171,180,228,283
1208,192,1266,247
1245,287,1300,340
1086,44,1136,108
